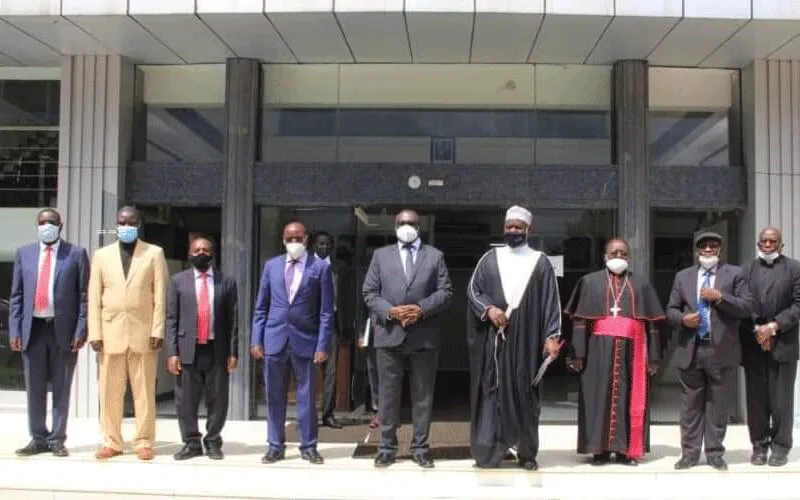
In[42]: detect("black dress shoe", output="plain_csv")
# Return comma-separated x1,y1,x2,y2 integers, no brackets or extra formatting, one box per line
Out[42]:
411,452,435,469
322,416,343,429
261,449,285,464
15,441,50,457
205,444,224,460
674,456,698,470
374,452,396,468
50,443,69,458
768,453,788,467
518,458,538,471
591,452,611,466
751,449,768,466
173,444,203,461
707,456,728,470
615,454,638,466
301,449,324,464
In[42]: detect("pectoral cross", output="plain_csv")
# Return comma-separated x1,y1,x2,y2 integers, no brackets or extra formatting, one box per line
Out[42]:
610,305,621,317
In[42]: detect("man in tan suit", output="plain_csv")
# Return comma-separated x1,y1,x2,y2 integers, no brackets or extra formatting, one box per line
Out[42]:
88,206,169,461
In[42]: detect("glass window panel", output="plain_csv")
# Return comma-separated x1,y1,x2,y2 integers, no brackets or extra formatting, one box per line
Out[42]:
142,106,225,162
649,111,730,166
0,130,58,208
0,80,59,127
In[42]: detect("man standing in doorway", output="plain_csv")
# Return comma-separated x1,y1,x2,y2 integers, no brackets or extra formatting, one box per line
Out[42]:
251,221,334,465
89,206,170,461
312,231,343,429
740,227,800,467
167,234,239,460
466,205,562,471
564,238,665,466
667,231,751,471
10,208,89,457
363,209,453,469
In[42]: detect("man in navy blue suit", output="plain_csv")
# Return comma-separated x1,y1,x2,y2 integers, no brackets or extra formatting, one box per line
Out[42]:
9,207,89,457
251,221,334,465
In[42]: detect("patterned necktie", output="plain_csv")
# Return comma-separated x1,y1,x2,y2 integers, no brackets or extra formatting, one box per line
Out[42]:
34,246,53,312
285,259,298,298
403,243,414,280
697,271,712,339
197,272,210,344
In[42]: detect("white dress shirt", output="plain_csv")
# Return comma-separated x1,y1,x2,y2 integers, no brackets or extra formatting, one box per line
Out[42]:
33,240,59,318
697,265,717,332
194,267,215,340
286,252,307,303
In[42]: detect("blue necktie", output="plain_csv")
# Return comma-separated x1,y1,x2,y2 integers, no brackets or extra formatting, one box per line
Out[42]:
697,271,712,339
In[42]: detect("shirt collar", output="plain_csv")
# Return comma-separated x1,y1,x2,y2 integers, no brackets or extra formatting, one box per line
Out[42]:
40,240,60,252
699,264,718,274
193,267,213,278
398,239,421,251
316,254,331,264
286,252,308,264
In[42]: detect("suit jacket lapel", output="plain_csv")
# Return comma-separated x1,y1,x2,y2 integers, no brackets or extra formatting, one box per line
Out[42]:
126,241,145,285
406,244,426,287
213,272,223,336
296,255,315,300
54,241,69,286
185,270,198,333
690,266,700,311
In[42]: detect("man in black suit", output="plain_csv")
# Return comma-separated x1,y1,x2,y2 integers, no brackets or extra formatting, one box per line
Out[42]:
739,226,800,467
312,231,344,429
363,209,453,468
166,234,239,460
9,208,90,457
666,231,751,471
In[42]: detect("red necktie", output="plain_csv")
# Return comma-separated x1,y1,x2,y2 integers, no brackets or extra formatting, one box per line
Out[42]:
34,246,53,312
197,272,210,344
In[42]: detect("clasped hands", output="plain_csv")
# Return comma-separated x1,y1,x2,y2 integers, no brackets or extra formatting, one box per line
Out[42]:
390,304,423,328
89,337,162,353
753,323,777,352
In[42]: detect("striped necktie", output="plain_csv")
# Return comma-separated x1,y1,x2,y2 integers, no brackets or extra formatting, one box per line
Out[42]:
697,271,712,339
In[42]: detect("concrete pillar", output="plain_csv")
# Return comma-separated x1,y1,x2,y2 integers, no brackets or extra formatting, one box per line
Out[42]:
741,59,800,431
613,60,650,278
57,55,137,418
221,59,260,420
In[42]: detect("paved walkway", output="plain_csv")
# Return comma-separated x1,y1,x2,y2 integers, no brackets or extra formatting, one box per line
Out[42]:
0,414,798,499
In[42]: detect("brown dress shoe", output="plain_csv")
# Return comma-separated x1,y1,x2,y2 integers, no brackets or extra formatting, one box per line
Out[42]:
95,447,123,460
136,447,155,461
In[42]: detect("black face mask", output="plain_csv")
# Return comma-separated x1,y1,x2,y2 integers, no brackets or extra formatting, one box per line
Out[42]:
504,233,527,248
189,254,212,271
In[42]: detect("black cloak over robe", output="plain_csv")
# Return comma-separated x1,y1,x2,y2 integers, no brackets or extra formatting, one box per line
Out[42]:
563,269,665,456
466,248,562,467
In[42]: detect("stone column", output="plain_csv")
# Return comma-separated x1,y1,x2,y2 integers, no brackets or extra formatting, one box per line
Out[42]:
57,55,137,418
613,60,650,278
221,59,260,420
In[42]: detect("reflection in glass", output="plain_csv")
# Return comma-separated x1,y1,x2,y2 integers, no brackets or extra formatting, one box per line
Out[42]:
0,263,23,390
649,111,730,166
261,108,611,165
0,130,58,208
0,80,59,127
142,106,225,162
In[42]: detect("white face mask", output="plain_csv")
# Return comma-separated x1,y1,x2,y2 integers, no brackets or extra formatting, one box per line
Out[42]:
285,241,306,260
605,257,628,274
758,250,780,263
698,255,719,269
396,224,419,244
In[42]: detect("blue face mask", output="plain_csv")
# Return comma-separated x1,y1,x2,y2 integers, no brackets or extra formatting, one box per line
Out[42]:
37,223,60,244
504,232,527,248
117,225,138,244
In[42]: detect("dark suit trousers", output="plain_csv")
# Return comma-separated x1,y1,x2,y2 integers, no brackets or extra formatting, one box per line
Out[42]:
22,318,78,444
175,342,229,448
320,329,339,419
743,350,798,454
377,345,438,455
678,341,736,459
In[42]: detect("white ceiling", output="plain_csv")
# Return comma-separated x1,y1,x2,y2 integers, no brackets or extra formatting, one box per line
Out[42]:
0,2,799,67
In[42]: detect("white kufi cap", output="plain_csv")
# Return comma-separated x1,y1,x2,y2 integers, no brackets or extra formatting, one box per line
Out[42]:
505,205,532,226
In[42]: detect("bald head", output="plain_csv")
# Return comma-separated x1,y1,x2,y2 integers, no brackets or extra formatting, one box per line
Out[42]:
282,221,307,244
605,238,630,258
758,226,783,254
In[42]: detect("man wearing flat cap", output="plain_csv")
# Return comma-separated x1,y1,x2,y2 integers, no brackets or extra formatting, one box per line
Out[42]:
666,231,751,471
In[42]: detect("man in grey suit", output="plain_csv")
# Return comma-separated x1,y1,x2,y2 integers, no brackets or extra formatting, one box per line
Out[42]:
363,209,453,469
166,234,239,461
9,208,89,457
666,231,751,471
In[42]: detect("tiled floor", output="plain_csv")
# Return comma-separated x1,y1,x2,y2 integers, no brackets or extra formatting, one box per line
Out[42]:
0,412,798,500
